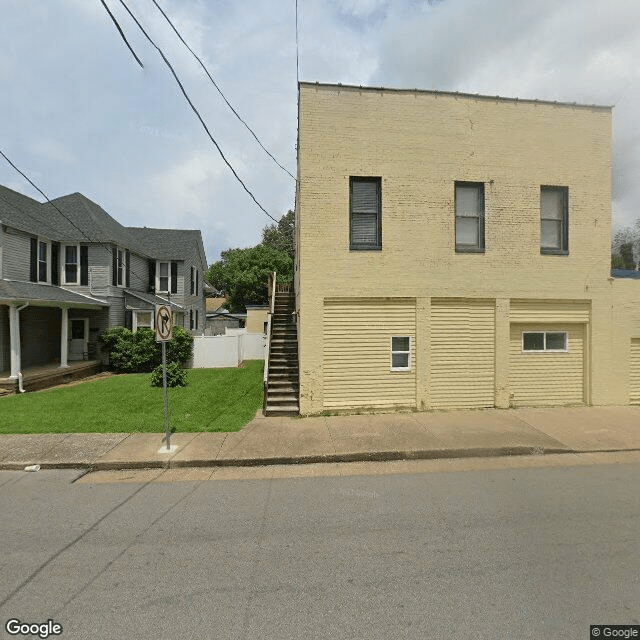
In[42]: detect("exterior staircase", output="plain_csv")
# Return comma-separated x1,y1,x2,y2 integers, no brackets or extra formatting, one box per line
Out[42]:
264,286,299,416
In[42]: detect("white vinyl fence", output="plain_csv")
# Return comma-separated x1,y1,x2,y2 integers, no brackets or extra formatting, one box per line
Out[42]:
189,331,266,368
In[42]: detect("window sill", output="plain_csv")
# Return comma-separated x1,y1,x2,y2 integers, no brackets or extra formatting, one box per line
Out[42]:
455,246,485,254
350,245,382,251
540,248,569,255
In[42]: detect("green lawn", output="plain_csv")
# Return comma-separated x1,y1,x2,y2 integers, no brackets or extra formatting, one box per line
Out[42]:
0,361,264,434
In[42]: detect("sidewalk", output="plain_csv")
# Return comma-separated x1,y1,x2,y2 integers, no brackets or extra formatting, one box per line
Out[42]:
2,405,640,472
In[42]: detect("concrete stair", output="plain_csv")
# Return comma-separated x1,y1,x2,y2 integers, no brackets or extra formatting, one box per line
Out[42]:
265,290,299,416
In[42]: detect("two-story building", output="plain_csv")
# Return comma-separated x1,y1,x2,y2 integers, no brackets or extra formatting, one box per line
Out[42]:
295,82,640,415
0,185,207,385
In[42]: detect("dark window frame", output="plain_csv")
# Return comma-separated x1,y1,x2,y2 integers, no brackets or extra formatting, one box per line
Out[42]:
540,185,569,255
349,176,382,251
455,181,485,253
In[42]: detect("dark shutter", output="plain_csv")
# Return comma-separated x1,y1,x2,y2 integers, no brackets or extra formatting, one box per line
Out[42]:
124,309,132,330
80,246,89,286
148,260,156,293
51,242,60,286
171,261,178,294
190,267,194,295
189,309,193,330
196,270,199,296
112,246,118,286
30,237,38,282
125,250,130,288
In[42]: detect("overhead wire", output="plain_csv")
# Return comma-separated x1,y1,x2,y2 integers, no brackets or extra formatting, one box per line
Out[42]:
109,0,278,223
99,0,144,68
151,0,296,181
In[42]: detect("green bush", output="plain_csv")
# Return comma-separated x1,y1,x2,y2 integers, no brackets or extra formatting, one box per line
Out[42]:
100,326,194,373
151,362,188,388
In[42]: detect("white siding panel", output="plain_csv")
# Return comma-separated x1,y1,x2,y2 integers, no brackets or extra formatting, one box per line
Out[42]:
630,339,640,404
323,298,416,409
510,323,584,406
430,299,495,409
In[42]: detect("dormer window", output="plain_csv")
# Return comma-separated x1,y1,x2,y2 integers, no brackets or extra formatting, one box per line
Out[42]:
156,261,178,294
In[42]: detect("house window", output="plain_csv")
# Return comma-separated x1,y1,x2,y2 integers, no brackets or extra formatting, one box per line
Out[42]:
522,331,568,352
390,336,411,371
158,262,169,292
134,310,153,331
64,245,79,284
455,182,485,252
38,240,49,282
350,177,382,250
117,249,126,286
190,267,199,296
540,186,568,254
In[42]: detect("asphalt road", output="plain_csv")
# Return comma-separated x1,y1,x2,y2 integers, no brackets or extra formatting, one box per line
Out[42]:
1,457,639,640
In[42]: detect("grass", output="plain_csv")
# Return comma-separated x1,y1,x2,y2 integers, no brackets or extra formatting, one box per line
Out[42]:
0,361,264,434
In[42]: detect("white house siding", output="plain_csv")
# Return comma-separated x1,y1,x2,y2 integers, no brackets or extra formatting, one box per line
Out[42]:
430,299,496,409
509,323,585,406
2,228,31,281
108,295,125,327
129,251,148,292
323,298,416,410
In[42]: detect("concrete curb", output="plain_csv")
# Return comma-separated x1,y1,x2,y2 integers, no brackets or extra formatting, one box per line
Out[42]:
0,444,579,473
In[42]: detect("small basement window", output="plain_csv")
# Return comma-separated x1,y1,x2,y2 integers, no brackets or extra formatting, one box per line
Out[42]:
522,331,567,352
391,336,411,371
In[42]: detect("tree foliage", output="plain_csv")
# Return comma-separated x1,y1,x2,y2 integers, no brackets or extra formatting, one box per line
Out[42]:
206,210,294,312
206,244,292,312
261,209,294,258
612,222,640,269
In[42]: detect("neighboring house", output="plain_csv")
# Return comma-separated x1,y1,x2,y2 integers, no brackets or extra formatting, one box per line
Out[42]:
204,309,246,335
0,185,206,382
294,81,640,414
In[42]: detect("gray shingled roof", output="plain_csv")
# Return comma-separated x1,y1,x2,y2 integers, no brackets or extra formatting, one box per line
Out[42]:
0,186,207,266
125,290,184,310
127,226,206,263
0,280,109,307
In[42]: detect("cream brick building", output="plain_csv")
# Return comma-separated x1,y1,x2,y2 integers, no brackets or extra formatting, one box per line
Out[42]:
294,81,640,415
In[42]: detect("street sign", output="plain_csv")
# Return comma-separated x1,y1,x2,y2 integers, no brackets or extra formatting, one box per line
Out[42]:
155,305,173,342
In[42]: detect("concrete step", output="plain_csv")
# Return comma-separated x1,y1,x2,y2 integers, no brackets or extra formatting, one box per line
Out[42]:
264,405,299,416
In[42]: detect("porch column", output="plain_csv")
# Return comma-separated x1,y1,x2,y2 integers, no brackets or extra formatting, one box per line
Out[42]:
9,304,21,379
60,306,69,368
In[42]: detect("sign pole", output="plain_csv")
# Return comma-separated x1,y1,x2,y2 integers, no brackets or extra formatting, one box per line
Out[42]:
162,340,170,450
155,304,173,452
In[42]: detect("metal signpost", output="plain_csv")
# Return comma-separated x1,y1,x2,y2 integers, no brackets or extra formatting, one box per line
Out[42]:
155,305,173,451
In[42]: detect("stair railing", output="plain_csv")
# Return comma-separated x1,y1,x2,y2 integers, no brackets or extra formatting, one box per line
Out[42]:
263,271,277,413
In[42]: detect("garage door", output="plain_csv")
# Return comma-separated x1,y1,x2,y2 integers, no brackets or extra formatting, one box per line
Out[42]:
323,299,416,410
630,339,640,404
430,299,495,409
509,323,584,406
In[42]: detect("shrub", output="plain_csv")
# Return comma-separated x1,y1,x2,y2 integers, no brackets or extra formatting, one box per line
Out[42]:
151,362,188,388
100,326,194,373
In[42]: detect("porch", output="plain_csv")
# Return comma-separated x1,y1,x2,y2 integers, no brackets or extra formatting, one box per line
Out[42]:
0,359,102,394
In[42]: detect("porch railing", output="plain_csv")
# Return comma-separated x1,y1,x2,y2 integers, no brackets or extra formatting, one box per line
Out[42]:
263,271,277,411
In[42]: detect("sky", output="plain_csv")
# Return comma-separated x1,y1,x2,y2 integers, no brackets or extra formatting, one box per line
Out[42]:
1,0,639,266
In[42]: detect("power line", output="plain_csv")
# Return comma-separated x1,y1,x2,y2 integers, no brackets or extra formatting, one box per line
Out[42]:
151,0,295,181
111,0,279,224
99,0,144,68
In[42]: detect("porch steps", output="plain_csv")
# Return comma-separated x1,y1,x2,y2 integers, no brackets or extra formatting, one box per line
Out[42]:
265,290,299,416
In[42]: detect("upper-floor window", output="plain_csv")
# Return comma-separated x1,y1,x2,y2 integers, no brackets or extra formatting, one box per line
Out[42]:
540,186,568,254
455,182,485,252
156,261,178,294
64,245,78,284
38,240,49,282
112,246,129,287
350,177,382,250
190,267,199,296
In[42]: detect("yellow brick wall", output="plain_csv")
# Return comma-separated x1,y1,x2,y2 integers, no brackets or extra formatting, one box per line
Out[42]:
296,82,640,414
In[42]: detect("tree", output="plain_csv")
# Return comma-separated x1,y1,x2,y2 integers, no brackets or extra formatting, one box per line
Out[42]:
206,244,293,312
612,221,640,269
261,209,294,258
